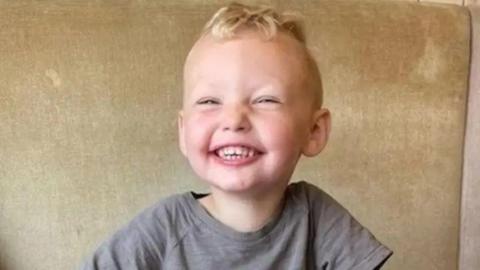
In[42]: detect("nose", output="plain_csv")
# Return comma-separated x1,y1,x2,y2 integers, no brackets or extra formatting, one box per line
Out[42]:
221,104,252,132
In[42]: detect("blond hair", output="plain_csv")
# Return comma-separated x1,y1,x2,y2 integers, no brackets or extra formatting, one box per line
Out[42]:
203,2,305,43
200,2,323,107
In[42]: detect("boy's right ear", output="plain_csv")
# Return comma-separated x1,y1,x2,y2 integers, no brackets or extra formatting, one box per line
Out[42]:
178,111,187,157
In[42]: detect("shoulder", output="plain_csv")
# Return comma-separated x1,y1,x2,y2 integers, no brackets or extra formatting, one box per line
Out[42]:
287,180,329,202
80,193,197,270
129,193,197,247
134,192,197,235
287,181,351,230
288,181,393,270
288,180,367,230
287,180,341,216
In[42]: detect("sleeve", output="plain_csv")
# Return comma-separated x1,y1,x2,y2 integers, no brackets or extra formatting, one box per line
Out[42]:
79,206,167,270
302,182,393,270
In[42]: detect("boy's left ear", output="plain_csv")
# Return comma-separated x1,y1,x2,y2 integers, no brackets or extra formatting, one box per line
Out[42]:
302,108,331,157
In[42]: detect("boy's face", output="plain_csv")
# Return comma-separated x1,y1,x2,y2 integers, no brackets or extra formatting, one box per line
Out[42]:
179,31,330,196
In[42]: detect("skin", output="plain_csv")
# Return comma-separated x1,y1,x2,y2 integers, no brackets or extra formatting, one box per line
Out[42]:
178,30,331,232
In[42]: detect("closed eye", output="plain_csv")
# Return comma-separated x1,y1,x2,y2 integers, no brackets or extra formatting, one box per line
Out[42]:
254,96,281,104
196,98,220,105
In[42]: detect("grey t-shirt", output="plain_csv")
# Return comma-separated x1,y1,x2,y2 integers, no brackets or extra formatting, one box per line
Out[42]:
80,181,393,270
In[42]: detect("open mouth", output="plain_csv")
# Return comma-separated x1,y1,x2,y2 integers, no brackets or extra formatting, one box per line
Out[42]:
212,145,263,162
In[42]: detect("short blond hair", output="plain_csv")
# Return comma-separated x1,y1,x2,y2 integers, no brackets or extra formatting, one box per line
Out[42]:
200,2,323,107
203,2,305,43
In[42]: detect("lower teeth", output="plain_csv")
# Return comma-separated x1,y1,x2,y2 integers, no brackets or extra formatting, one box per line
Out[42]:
228,155,243,159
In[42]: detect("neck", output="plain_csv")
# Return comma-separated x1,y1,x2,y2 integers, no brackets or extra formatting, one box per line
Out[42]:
199,184,288,232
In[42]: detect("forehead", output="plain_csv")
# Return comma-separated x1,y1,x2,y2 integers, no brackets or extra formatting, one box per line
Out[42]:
183,31,310,93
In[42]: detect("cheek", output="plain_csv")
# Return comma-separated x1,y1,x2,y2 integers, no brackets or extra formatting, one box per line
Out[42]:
260,116,301,149
184,114,215,148
263,114,307,152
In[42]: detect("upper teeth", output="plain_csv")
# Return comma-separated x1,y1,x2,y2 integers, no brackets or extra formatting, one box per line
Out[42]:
216,146,257,159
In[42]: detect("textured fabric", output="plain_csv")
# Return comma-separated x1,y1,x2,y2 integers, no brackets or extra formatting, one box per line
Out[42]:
80,181,392,270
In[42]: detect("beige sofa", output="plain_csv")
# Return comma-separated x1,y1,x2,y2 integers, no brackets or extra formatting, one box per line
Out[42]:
0,1,478,269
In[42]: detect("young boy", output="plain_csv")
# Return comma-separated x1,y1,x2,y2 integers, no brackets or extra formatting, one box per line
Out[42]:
81,2,393,269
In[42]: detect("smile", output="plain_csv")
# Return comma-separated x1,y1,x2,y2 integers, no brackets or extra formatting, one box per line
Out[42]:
215,146,259,160
211,144,263,165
